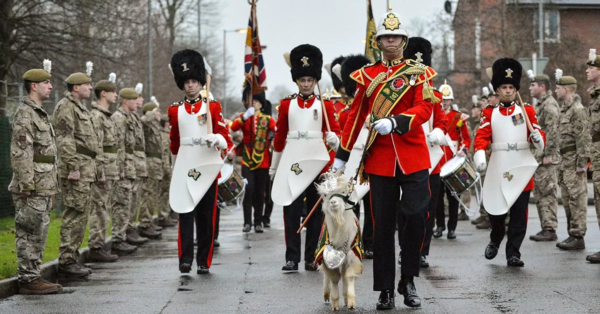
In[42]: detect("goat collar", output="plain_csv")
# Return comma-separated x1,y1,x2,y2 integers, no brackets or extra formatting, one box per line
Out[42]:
329,193,357,211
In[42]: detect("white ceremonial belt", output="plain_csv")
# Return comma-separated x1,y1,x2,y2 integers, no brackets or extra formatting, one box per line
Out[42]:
180,137,206,146
287,130,323,139
491,142,530,152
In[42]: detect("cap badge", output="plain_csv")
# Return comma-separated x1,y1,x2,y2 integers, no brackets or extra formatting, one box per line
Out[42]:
415,52,423,63
301,56,310,67
441,87,451,97
505,68,513,78
182,63,189,72
383,13,400,31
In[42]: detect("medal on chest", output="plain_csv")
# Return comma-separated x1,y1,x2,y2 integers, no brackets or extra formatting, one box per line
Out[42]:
511,113,524,126
197,113,207,126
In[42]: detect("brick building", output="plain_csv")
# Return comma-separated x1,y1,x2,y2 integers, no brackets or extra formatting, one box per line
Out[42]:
448,0,600,107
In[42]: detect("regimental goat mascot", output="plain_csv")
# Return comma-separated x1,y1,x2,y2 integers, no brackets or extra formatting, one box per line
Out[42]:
314,172,364,310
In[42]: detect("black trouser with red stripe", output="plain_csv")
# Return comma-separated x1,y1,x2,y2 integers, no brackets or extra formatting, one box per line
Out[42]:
178,181,217,268
489,191,530,258
436,185,459,231
370,168,429,291
241,166,269,226
398,173,440,256
283,178,323,264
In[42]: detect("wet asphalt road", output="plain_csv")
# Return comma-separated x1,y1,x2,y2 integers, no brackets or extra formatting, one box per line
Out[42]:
1,201,599,313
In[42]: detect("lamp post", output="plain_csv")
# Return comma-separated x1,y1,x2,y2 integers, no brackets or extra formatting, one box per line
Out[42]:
223,28,247,115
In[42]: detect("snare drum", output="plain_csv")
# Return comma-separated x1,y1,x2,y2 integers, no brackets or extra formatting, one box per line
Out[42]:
217,164,245,203
440,156,478,195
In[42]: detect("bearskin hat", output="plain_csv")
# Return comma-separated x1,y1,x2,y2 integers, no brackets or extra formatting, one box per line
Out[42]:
263,99,272,115
341,55,371,97
403,37,432,66
491,58,522,91
252,92,266,107
330,56,346,91
290,44,323,82
170,49,206,90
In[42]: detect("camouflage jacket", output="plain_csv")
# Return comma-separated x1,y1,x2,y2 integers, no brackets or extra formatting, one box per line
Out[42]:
53,91,99,182
131,112,147,178
558,94,590,170
161,128,171,178
534,91,560,165
91,102,119,181
111,107,137,180
141,112,163,180
588,85,600,171
8,96,59,195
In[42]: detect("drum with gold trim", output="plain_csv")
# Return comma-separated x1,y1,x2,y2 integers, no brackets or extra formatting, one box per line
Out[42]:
440,155,481,216
217,164,245,203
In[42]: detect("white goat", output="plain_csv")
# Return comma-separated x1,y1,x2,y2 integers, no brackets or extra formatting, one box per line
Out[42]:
315,174,363,311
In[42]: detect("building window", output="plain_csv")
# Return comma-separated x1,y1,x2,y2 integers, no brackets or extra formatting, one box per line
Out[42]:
534,10,560,43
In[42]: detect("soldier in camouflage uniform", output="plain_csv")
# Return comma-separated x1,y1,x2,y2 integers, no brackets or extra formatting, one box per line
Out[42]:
158,114,177,227
129,85,161,239
138,98,165,234
110,88,145,253
9,63,63,294
528,74,560,242
87,74,120,262
585,49,600,263
53,64,99,277
554,72,590,251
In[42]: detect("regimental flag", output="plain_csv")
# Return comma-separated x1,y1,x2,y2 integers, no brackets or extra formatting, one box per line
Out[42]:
364,0,381,63
243,0,267,99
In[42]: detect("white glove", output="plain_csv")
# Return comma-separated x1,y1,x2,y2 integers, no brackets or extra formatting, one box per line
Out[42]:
325,132,340,151
243,107,255,120
530,129,544,150
474,150,487,172
269,151,282,180
372,118,395,135
333,158,347,172
205,134,227,149
427,128,447,146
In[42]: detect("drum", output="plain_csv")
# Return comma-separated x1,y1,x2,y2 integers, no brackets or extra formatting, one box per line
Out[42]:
217,164,245,203
440,156,482,216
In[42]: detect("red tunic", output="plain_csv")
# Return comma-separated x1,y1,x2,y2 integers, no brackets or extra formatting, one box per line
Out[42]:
337,60,436,176
167,97,234,155
274,94,341,174
230,112,276,169
430,90,449,175
439,109,472,168
474,103,545,191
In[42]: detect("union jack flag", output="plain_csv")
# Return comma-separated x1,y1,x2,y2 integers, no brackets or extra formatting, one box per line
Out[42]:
243,1,267,100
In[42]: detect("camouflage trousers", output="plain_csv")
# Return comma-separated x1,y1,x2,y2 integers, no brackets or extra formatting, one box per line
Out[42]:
559,169,588,237
59,179,92,266
127,178,143,231
593,171,600,230
88,180,114,249
12,194,52,283
139,177,161,228
111,179,133,243
158,174,173,221
533,164,559,231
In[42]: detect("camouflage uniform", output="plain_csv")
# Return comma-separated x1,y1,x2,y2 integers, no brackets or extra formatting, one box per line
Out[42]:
53,91,99,266
9,96,59,283
589,86,600,229
533,91,560,231
111,107,137,243
558,94,590,237
129,112,147,231
139,113,163,228
88,102,119,249
159,127,173,222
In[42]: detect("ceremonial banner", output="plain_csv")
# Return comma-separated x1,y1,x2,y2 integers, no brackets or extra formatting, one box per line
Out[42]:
364,0,381,63
243,0,267,99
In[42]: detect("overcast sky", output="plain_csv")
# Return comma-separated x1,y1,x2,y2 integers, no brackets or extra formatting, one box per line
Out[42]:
219,0,447,100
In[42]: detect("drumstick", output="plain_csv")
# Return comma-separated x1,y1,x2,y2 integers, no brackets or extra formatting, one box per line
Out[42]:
297,196,323,233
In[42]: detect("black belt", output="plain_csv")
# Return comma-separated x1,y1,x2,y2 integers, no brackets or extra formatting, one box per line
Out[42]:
593,133,600,143
33,155,56,163
125,147,134,154
145,152,161,159
103,146,118,153
560,145,576,155
134,145,144,152
76,145,97,159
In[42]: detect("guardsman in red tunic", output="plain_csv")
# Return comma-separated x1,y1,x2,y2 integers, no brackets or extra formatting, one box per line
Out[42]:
396,37,448,269
230,93,276,233
333,10,437,309
433,81,471,239
270,44,340,272
474,58,545,267
168,50,233,275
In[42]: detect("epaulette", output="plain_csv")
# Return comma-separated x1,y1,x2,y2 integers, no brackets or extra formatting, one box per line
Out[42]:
485,103,498,108
170,100,183,107
284,93,298,100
